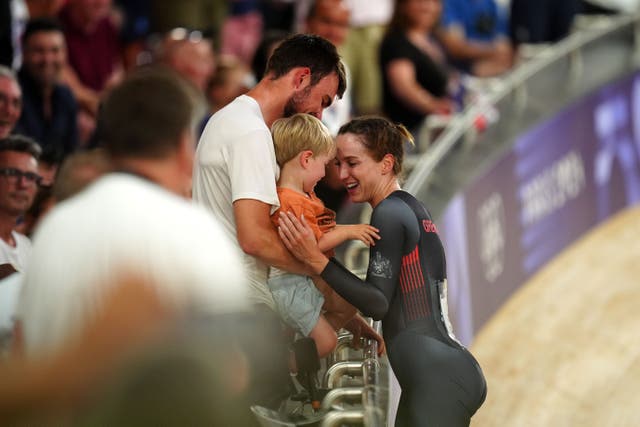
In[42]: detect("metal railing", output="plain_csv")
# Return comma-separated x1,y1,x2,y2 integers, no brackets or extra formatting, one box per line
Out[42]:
405,13,640,196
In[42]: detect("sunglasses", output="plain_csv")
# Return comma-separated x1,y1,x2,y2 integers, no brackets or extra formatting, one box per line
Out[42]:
0,167,43,185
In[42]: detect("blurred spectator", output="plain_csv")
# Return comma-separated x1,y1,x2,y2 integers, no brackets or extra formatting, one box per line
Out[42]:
380,0,455,137
51,147,111,202
509,0,580,46
15,147,109,237
220,0,263,65
157,27,216,93
437,0,514,77
12,145,59,235
0,276,178,421
0,135,40,275
58,0,124,146
0,66,22,138
113,0,152,69
0,135,40,355
14,18,79,162
250,29,289,82
1,276,277,426
2,0,66,70
149,0,227,46
305,0,352,135
204,55,252,117
16,67,249,361
340,0,393,114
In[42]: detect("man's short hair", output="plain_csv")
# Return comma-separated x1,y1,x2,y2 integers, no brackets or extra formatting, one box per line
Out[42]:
271,113,335,167
53,149,112,202
99,66,200,159
21,18,64,46
265,33,347,99
0,134,42,159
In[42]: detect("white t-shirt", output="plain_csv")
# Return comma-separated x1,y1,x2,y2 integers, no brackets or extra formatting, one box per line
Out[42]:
18,174,249,358
344,0,393,27
193,95,279,309
0,231,31,272
0,272,22,354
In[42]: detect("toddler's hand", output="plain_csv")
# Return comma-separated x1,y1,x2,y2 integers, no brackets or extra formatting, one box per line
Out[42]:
349,224,380,247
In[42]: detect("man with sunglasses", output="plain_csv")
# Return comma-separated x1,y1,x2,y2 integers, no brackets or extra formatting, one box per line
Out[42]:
0,134,41,276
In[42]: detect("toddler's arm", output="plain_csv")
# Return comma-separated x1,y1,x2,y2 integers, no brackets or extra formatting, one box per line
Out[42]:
318,224,380,253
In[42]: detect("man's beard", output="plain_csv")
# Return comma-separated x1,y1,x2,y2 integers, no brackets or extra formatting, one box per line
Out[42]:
283,85,312,118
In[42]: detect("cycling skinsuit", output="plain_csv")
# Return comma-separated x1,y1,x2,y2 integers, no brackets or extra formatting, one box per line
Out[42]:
321,190,486,426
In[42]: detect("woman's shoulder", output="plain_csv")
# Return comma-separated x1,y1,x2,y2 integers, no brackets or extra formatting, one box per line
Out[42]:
372,191,417,220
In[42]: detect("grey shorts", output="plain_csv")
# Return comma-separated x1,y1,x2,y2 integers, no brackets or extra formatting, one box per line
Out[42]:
267,274,325,336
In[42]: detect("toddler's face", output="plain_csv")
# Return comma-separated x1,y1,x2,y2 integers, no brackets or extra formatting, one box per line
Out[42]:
303,152,334,193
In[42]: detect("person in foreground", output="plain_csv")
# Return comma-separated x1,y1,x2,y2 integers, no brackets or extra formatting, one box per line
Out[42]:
277,116,487,426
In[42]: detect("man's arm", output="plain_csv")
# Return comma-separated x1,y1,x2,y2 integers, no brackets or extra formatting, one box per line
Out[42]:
234,199,313,276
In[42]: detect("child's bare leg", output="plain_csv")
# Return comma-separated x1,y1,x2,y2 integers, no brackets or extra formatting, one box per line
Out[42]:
308,315,337,358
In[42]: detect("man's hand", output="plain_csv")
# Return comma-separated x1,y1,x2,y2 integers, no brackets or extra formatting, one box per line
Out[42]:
342,314,385,356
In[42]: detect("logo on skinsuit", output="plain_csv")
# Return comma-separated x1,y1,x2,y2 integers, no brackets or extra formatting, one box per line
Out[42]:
422,219,438,233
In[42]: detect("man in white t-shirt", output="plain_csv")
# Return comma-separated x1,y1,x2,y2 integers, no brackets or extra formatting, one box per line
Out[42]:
17,68,249,358
194,34,347,310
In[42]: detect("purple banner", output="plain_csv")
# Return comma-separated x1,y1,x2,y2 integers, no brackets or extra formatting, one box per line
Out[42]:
441,71,640,344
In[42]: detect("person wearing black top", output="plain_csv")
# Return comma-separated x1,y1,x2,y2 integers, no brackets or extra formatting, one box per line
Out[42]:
278,116,486,426
379,0,455,136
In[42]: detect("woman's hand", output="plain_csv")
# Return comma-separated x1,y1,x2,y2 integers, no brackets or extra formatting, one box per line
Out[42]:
277,211,329,274
343,315,386,356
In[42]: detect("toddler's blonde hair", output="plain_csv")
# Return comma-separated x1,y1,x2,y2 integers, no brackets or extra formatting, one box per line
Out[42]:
271,113,335,167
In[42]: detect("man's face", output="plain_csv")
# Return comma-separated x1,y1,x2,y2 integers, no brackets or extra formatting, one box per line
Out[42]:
0,77,22,138
0,151,40,217
22,31,66,87
283,72,340,120
306,1,351,47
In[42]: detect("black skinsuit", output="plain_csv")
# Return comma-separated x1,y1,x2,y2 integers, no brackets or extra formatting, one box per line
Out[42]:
322,191,486,426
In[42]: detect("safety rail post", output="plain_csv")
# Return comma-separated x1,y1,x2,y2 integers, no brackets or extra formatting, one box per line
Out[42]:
320,410,364,427
321,387,363,410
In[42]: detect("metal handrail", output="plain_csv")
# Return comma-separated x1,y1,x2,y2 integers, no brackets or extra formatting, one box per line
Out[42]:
404,13,640,195
323,361,363,389
320,410,364,427
321,387,363,410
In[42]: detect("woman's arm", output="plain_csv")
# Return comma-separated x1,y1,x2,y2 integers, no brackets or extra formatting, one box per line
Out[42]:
386,59,454,115
278,200,407,320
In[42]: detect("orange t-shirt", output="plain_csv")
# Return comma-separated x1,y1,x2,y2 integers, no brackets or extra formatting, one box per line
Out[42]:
271,188,336,254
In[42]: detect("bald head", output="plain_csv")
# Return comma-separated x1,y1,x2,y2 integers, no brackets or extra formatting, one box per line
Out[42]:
161,30,216,91
306,0,351,47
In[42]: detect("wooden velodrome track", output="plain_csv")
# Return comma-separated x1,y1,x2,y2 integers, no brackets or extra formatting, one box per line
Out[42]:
470,205,640,426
